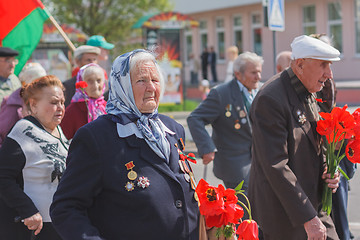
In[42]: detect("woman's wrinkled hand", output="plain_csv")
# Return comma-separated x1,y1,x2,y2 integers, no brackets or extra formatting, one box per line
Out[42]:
23,212,43,235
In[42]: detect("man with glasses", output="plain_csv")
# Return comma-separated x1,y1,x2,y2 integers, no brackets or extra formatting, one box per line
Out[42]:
0,47,20,104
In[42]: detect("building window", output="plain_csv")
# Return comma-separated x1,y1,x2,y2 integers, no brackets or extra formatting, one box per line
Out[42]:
233,15,243,53
328,2,342,52
251,13,262,56
199,20,208,52
303,5,316,35
185,31,192,62
216,17,225,60
355,0,360,53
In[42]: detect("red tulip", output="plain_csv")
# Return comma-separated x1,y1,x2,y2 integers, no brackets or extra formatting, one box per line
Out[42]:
352,108,360,123
195,179,224,217
218,185,244,225
346,139,360,163
317,113,335,136
76,81,88,89
236,220,259,240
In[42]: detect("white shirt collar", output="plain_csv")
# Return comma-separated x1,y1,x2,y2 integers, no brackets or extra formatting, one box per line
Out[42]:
116,121,175,139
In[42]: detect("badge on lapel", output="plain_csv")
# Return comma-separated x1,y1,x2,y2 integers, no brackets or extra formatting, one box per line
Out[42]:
297,110,307,124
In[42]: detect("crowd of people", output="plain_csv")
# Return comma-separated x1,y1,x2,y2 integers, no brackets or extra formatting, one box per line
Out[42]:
0,33,356,240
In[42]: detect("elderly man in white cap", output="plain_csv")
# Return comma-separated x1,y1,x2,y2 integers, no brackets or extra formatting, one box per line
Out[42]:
63,45,100,107
248,35,341,240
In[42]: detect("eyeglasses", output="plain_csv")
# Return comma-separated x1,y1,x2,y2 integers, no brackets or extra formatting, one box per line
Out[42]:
0,58,19,64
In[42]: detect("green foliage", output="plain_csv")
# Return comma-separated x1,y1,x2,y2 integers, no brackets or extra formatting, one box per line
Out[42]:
158,100,199,112
234,180,245,193
42,0,173,54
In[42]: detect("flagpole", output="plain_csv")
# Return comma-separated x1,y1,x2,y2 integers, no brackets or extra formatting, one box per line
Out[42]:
43,7,76,52
47,14,76,52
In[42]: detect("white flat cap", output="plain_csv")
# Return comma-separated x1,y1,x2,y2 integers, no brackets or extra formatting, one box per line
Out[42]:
290,35,340,61
74,45,101,59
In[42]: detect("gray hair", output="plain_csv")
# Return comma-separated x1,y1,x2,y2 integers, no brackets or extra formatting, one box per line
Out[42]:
19,62,47,84
233,51,264,74
129,51,165,98
82,65,105,80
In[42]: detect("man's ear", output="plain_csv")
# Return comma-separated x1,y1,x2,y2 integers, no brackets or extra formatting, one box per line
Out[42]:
295,58,305,69
234,71,242,81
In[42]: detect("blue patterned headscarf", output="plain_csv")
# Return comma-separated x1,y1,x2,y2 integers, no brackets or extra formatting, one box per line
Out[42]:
106,49,170,161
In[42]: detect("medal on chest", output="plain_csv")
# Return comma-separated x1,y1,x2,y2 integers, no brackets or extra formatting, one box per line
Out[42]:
124,161,150,191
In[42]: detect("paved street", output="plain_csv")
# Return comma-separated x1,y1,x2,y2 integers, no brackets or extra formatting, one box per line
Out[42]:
163,110,360,239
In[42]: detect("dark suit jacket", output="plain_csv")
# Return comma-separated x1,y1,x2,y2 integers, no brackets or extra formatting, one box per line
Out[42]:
63,76,76,107
208,52,216,67
187,79,252,187
50,114,199,240
201,51,208,70
249,69,338,239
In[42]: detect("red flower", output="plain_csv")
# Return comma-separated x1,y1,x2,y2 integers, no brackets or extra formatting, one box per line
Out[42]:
352,108,360,122
196,180,245,228
346,139,360,163
317,106,355,143
76,81,88,89
315,98,326,103
236,220,259,240
218,185,244,225
195,179,224,217
317,112,335,137
332,106,355,140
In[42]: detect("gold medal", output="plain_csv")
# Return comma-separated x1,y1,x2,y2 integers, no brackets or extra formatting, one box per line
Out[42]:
128,170,137,180
225,104,232,117
234,122,241,129
125,181,135,191
239,110,246,118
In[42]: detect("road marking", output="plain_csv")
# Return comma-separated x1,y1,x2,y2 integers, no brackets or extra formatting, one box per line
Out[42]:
349,222,360,228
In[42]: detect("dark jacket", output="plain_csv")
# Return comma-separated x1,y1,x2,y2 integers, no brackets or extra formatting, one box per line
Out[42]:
187,79,253,187
60,101,88,140
249,69,338,239
63,76,76,107
50,114,199,240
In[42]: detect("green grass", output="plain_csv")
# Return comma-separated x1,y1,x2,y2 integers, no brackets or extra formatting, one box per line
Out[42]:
158,99,200,112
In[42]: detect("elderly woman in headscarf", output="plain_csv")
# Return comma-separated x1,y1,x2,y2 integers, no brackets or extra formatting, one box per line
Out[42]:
50,49,199,240
60,63,107,139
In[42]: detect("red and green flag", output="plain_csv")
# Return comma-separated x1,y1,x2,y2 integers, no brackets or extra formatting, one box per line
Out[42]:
0,0,49,75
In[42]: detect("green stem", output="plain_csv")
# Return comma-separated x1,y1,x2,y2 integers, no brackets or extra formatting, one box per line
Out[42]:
237,200,251,220
237,191,252,220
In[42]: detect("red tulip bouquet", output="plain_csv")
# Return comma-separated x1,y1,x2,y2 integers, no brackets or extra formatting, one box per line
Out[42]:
195,179,258,240
316,105,360,215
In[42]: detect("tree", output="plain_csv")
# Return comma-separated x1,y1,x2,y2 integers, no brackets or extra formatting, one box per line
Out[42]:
42,0,172,53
